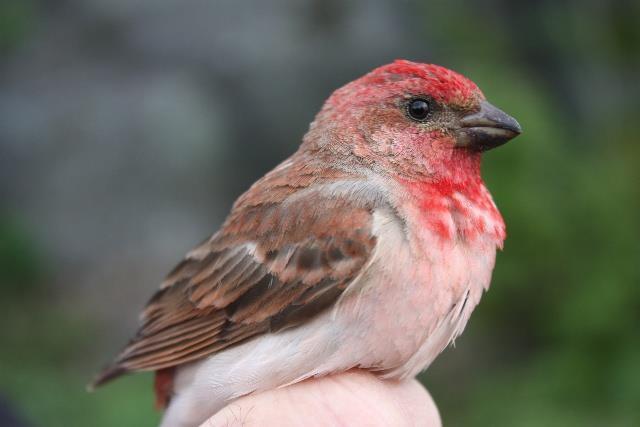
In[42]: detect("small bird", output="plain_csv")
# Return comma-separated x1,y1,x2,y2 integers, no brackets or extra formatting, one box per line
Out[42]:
90,60,521,427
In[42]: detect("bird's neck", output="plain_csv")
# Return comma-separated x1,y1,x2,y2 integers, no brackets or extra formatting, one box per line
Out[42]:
398,155,506,245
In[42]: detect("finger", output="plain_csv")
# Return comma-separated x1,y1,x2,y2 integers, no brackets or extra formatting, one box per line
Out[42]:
201,370,441,427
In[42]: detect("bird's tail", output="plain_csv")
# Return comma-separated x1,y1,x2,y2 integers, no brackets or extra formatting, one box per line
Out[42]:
86,364,128,392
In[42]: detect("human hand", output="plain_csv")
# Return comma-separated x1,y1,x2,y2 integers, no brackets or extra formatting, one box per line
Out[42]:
201,370,441,427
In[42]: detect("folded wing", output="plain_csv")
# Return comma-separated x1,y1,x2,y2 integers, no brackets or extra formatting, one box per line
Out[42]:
91,166,379,387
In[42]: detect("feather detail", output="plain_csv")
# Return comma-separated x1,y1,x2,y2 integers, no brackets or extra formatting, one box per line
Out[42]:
90,158,379,389
154,368,175,409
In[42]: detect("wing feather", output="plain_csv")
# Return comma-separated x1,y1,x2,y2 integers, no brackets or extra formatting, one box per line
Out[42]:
91,164,380,388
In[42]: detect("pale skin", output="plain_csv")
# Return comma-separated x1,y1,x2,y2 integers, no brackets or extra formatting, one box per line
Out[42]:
200,371,441,427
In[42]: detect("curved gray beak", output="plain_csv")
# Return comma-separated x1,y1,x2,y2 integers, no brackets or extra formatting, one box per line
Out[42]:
456,100,522,151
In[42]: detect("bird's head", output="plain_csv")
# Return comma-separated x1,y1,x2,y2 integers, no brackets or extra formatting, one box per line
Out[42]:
306,60,521,183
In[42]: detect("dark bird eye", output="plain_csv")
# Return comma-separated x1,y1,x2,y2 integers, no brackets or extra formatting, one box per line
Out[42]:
407,98,430,121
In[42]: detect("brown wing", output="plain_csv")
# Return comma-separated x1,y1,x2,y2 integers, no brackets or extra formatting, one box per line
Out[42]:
91,164,378,388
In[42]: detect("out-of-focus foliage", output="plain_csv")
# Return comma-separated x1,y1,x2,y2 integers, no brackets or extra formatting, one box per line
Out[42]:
0,0,36,53
414,2,640,426
0,0,638,426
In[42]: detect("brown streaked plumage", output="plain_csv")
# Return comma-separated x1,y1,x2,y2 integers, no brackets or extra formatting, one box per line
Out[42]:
91,157,378,391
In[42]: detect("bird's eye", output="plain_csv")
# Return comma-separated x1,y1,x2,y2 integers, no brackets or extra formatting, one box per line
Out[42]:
407,98,431,121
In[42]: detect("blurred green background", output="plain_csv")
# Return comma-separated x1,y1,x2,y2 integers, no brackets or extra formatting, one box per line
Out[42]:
1,0,638,426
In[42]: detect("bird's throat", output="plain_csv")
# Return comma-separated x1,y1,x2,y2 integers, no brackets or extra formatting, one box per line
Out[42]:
398,169,506,245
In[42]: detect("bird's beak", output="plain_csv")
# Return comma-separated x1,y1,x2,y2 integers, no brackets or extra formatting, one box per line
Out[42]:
456,100,522,151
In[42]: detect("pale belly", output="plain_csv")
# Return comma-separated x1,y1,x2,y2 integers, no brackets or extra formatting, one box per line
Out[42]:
163,208,499,427
321,208,498,379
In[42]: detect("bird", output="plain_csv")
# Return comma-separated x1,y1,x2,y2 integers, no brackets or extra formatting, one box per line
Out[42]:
90,59,522,427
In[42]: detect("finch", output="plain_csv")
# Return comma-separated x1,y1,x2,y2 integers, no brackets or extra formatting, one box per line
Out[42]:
90,60,521,427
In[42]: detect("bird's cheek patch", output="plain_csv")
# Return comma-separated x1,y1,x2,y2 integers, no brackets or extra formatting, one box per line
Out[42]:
369,128,400,156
